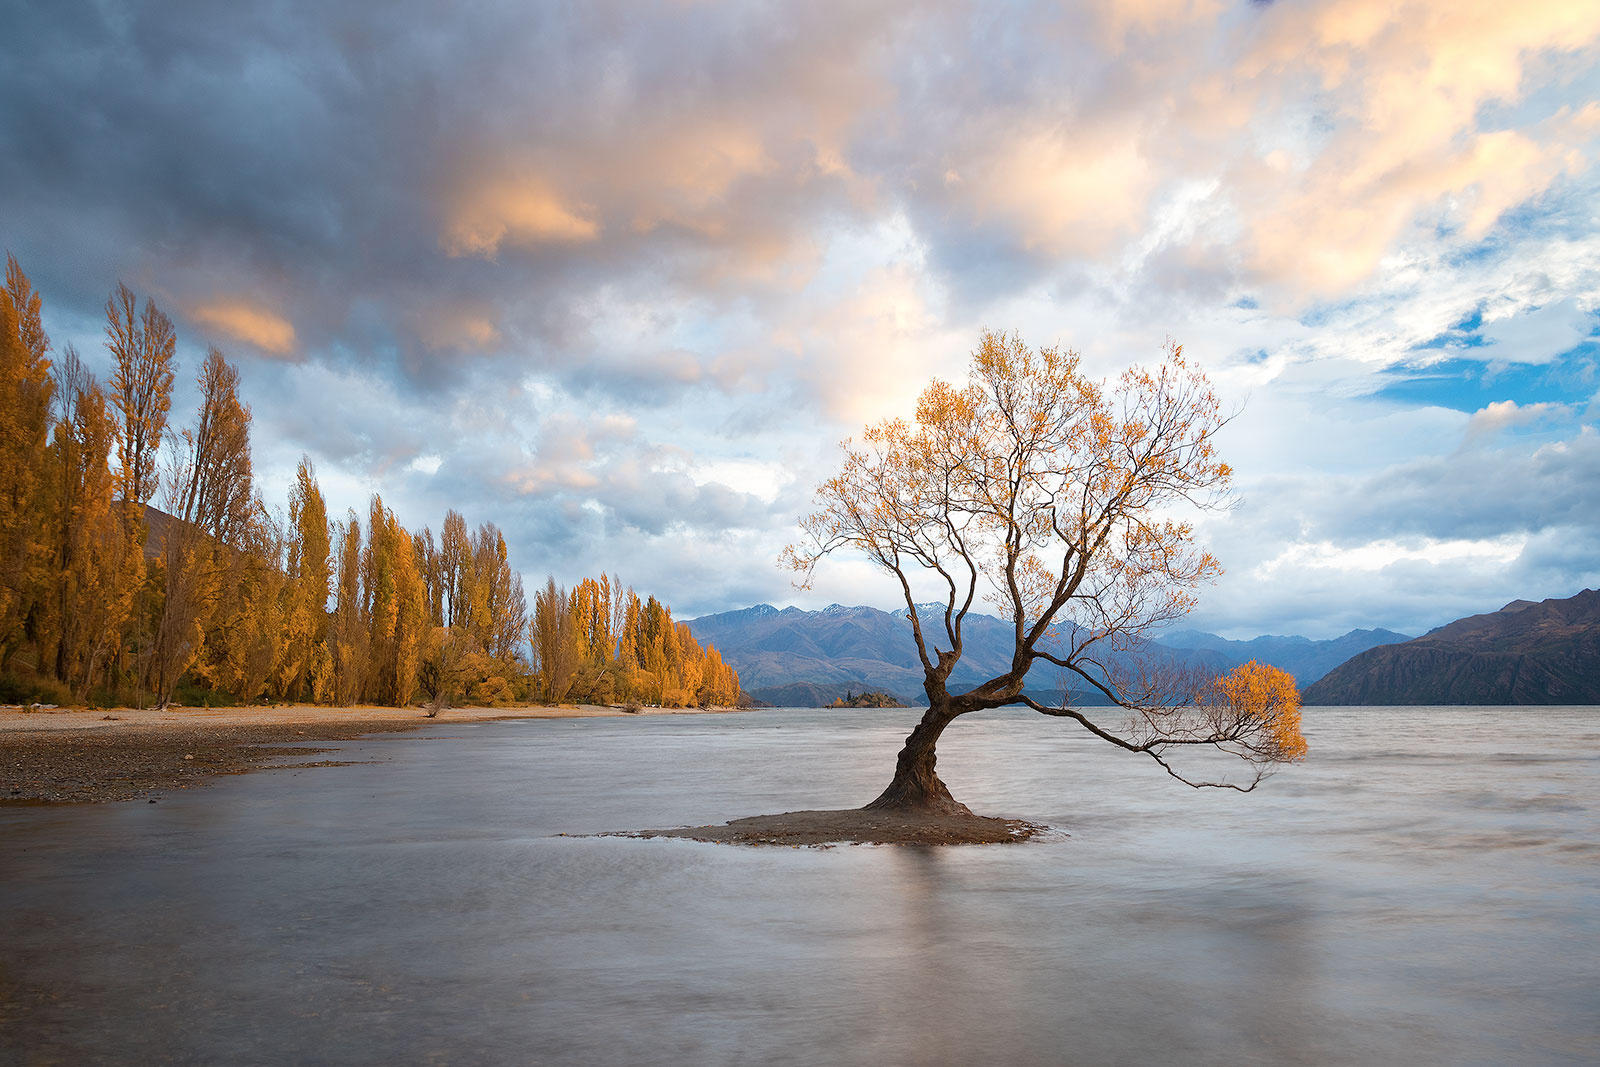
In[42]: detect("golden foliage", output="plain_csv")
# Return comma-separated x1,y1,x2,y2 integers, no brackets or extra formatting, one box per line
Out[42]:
106,282,175,512
1202,661,1307,764
0,255,55,669
278,457,331,700
527,576,739,708
2,256,729,714
51,375,140,692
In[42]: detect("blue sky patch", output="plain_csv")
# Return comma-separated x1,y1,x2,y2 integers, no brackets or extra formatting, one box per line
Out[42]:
1376,348,1599,413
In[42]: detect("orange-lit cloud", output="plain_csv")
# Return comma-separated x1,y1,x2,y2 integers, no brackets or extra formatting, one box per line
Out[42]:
1227,0,1600,297
442,180,599,258
959,125,1154,258
189,298,297,356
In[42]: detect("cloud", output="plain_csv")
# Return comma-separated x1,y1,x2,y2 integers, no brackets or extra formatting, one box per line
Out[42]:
442,180,599,257
1464,398,1570,439
953,125,1153,259
1226,0,1600,297
1479,298,1595,365
1186,400,1600,635
411,300,503,353
188,298,297,356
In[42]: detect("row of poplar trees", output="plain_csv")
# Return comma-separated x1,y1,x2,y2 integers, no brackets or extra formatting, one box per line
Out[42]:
0,257,740,709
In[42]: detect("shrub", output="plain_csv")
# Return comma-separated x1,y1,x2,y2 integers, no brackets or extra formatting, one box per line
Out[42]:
0,673,76,707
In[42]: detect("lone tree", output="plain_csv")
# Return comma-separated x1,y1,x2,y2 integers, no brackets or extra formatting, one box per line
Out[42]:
784,330,1305,817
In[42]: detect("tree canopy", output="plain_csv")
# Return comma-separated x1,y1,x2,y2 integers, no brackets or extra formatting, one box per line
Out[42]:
786,329,1304,808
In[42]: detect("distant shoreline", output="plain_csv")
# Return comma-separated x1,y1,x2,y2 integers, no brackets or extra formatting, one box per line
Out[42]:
0,701,745,734
0,702,747,805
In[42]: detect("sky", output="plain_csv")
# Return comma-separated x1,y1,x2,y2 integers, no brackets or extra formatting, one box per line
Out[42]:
3,0,1599,640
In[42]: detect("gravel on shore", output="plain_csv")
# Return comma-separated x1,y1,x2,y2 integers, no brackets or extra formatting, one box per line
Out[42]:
0,718,431,804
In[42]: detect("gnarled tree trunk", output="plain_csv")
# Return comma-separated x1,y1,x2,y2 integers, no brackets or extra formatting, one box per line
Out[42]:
864,703,972,815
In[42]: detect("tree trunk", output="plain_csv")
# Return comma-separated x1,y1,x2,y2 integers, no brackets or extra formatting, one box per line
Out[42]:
864,702,972,816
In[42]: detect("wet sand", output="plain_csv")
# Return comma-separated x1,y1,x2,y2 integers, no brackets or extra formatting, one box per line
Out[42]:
619,807,1049,846
0,702,742,804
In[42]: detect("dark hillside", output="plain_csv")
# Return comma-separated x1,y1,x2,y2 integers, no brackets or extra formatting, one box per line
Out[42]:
1303,590,1600,705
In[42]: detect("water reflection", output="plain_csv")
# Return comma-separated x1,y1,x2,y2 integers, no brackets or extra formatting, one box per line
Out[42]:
2,706,1597,1064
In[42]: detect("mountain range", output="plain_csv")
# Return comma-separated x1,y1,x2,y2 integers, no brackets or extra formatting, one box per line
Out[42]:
690,591,1600,707
1152,628,1411,686
687,603,1404,707
686,603,1206,707
1303,589,1600,705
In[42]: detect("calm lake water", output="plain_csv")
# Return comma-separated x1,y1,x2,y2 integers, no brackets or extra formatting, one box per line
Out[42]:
3,706,1598,1065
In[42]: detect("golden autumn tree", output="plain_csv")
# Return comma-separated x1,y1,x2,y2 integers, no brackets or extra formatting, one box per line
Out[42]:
387,506,429,706
209,511,287,703
474,524,526,663
48,352,139,694
103,282,171,688
568,574,621,704
106,282,175,517
439,509,472,628
174,349,255,546
532,576,580,704
280,457,332,701
327,513,368,706
173,347,279,703
785,330,1306,814
347,496,429,706
0,256,55,672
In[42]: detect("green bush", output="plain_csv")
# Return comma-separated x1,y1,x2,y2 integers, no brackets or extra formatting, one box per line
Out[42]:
172,680,241,708
0,673,76,707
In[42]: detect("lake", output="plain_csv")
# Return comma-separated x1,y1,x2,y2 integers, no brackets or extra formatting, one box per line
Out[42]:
3,706,1597,1065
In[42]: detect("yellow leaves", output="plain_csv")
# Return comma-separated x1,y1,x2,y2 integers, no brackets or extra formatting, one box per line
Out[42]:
0,255,57,656
1208,660,1307,763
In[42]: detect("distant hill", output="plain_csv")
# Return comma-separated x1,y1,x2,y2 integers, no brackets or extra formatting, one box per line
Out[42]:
1154,627,1411,685
686,603,1233,708
1302,589,1600,705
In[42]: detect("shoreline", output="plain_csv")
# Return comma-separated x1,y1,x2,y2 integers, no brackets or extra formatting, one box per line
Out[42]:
1,702,747,805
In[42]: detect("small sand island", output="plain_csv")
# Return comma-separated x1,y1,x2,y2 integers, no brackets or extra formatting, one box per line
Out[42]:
622,808,1046,846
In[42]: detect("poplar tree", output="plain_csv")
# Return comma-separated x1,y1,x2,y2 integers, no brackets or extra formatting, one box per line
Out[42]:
328,515,367,706
49,365,137,693
175,348,254,546
0,256,55,671
106,283,175,516
532,577,579,703
281,457,331,701
440,510,471,628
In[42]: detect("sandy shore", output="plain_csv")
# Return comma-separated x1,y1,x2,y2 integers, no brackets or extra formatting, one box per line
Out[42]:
0,702,744,804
